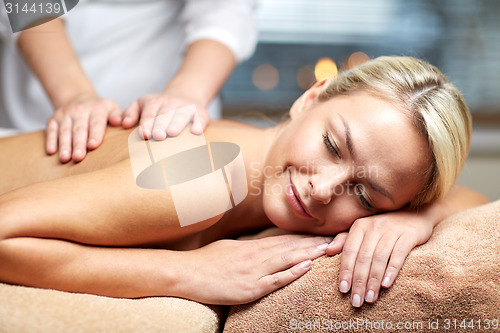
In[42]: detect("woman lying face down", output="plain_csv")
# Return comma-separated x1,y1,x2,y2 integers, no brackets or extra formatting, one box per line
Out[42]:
0,56,488,307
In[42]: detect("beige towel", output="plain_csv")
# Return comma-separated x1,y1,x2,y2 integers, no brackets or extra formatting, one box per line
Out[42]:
224,200,500,332
0,283,222,333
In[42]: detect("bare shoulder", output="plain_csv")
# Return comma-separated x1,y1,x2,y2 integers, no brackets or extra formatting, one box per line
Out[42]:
0,128,132,194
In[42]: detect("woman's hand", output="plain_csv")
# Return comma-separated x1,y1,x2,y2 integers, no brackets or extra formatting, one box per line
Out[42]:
178,235,331,305
325,210,434,307
46,93,122,163
122,94,210,140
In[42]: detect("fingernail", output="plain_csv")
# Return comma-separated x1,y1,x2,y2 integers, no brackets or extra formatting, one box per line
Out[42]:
382,276,391,288
365,290,375,302
153,129,167,139
352,294,362,307
88,139,96,146
60,150,69,159
339,280,349,293
300,260,312,269
325,236,334,243
74,149,82,157
316,243,328,251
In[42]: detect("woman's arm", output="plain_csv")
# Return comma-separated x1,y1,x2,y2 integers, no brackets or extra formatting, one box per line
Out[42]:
18,19,122,162
0,160,329,303
325,185,489,307
0,232,329,304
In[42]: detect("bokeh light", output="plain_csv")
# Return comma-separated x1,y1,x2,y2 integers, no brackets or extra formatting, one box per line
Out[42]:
252,64,279,91
314,58,338,82
348,52,370,69
296,65,315,90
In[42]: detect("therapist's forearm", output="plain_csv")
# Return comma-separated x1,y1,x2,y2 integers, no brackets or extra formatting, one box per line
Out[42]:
163,39,237,107
17,18,96,108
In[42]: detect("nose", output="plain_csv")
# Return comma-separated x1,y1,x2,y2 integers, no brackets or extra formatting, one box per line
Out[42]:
308,166,349,205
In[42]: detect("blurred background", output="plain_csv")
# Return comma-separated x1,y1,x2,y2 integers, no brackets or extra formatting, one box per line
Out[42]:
220,0,500,201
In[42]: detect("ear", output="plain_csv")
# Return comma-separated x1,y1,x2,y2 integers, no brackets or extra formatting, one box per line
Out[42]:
289,78,331,119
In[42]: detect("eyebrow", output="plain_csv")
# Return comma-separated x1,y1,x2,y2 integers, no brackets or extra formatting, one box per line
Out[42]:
338,114,395,203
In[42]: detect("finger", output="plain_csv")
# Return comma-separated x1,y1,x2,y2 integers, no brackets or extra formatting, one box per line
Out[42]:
349,233,383,307
256,235,331,254
190,108,210,135
325,232,348,256
151,109,175,141
381,237,415,289
122,100,141,129
337,227,365,295
45,118,59,155
138,99,162,139
165,107,196,137
257,259,312,297
87,110,109,150
363,234,398,304
58,117,73,163
71,116,90,162
262,242,328,274
107,102,123,127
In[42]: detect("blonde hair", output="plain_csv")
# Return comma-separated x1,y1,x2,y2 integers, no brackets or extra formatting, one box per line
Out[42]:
319,56,472,207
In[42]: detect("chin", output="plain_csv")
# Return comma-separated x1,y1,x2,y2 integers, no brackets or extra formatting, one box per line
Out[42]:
265,209,315,234
262,189,320,234
263,198,294,230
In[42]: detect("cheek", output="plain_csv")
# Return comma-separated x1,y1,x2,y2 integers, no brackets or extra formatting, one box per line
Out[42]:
322,201,371,234
388,173,427,208
260,170,289,219
282,115,321,154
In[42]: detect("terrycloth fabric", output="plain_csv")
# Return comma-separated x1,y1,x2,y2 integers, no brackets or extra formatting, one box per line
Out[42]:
224,200,500,333
0,283,222,333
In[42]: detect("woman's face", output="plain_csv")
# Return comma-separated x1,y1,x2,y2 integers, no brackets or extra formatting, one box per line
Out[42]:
261,86,431,235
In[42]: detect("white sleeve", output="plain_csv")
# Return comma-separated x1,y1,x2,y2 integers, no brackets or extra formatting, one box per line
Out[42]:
0,5,20,44
0,0,86,44
181,0,258,63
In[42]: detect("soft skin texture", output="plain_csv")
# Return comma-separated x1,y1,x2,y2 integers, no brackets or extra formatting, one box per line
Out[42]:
262,82,431,235
0,86,488,306
17,18,236,163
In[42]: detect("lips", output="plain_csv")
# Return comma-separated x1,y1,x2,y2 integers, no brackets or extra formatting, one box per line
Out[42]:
286,172,313,218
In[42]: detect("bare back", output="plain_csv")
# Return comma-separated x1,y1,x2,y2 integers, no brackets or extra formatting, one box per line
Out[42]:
0,126,223,249
0,121,269,250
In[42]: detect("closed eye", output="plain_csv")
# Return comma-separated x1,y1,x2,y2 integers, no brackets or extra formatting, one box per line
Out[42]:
355,184,373,211
322,133,340,158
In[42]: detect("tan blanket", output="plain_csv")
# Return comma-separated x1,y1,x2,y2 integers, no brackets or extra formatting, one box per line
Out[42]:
224,200,500,332
0,282,221,333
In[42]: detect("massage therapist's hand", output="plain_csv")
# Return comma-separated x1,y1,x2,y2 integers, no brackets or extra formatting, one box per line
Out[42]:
325,210,434,307
122,93,210,140
46,93,122,163
178,235,331,305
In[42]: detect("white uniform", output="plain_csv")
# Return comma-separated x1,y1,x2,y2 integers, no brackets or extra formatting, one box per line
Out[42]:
0,0,257,131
